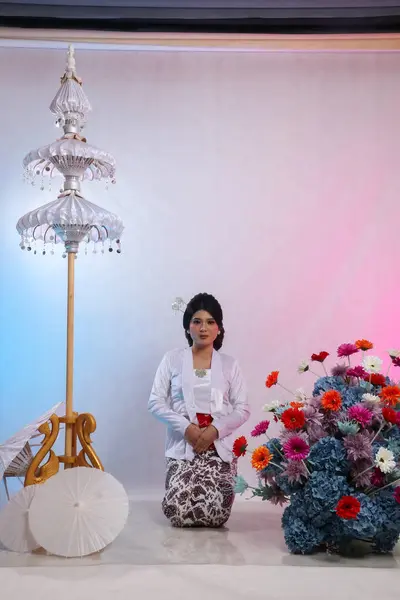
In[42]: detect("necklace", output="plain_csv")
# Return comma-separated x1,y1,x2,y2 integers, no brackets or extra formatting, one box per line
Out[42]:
195,369,208,378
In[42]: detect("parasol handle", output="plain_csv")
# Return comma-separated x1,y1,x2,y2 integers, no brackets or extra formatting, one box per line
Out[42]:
64,251,75,464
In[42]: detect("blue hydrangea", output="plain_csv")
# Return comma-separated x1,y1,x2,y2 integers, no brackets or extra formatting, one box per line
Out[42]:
282,489,311,524
282,516,324,554
373,530,400,553
308,437,348,474
341,386,366,408
274,404,290,418
339,493,378,540
372,489,400,530
275,474,303,496
386,428,400,458
260,438,283,479
313,376,346,396
307,471,350,507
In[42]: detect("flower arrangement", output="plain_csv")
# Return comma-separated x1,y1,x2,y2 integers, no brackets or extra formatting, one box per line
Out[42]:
234,341,400,555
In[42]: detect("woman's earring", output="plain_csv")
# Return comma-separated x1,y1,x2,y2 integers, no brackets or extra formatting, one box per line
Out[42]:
218,331,221,335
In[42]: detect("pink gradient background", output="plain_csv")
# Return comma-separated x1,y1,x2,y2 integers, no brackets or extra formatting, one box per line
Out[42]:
0,46,399,491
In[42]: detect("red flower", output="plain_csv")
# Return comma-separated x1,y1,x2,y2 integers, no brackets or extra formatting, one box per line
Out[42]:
311,351,329,362
371,468,385,487
355,339,373,351
265,371,279,388
394,488,400,504
382,407,398,424
364,373,386,387
336,496,361,520
290,401,305,409
380,385,400,407
321,390,342,411
233,436,248,457
281,408,306,430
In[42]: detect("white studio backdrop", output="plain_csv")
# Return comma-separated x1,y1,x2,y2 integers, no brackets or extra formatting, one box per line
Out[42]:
1,46,400,493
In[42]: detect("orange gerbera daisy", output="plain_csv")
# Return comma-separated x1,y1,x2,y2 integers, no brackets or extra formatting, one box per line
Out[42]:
380,385,400,407
290,401,305,409
251,446,272,471
321,390,342,411
265,371,279,388
355,339,374,351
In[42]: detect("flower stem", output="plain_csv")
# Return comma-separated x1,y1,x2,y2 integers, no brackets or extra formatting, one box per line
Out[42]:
309,369,320,378
278,383,295,396
270,461,284,471
351,463,374,482
368,476,400,496
371,423,384,444
266,434,285,460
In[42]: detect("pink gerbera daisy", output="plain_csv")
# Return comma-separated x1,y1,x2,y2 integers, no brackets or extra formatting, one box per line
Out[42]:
348,404,373,427
337,343,359,358
347,366,367,378
283,436,310,461
251,420,270,437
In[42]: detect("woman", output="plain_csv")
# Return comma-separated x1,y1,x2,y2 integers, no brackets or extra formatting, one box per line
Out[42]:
148,293,250,528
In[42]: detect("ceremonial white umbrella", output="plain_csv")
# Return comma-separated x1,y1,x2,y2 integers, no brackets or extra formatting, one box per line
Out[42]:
29,467,129,557
0,485,40,552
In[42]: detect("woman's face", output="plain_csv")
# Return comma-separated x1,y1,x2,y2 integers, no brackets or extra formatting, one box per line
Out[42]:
189,310,220,348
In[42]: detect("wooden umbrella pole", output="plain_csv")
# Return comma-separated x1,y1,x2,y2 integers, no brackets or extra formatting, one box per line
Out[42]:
64,251,75,466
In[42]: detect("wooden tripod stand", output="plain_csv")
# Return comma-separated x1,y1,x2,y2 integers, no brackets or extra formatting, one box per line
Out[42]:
25,252,103,486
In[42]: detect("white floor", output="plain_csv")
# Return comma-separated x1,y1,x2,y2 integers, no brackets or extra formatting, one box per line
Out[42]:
1,498,400,599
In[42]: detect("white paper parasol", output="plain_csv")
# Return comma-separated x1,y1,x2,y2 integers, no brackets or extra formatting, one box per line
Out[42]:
0,402,65,479
29,467,129,557
0,485,40,552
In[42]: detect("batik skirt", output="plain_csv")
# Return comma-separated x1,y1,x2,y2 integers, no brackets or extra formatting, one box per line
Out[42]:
162,450,237,528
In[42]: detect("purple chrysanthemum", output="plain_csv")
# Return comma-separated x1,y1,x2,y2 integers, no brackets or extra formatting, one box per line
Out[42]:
303,405,327,443
308,395,322,409
350,459,373,488
250,420,270,437
347,366,367,378
331,363,348,377
348,404,373,427
280,429,309,445
269,483,289,506
337,343,359,358
282,460,309,483
283,436,310,461
343,431,373,462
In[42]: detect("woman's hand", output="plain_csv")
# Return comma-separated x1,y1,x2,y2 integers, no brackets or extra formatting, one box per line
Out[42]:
184,423,203,447
194,425,219,454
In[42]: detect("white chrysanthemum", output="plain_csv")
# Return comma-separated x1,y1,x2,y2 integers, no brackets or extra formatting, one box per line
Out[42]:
295,388,307,402
297,360,309,374
262,400,281,412
362,355,383,374
375,447,396,474
362,393,380,404
388,349,400,359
